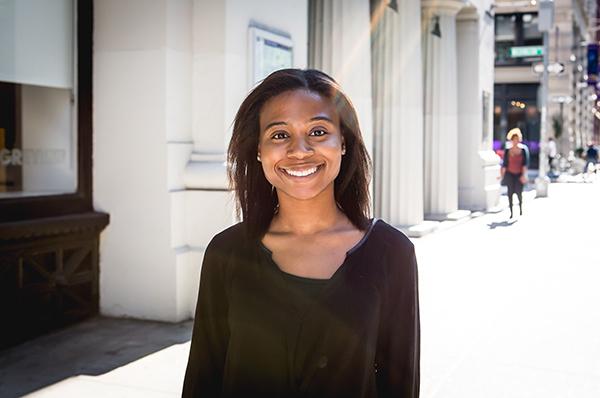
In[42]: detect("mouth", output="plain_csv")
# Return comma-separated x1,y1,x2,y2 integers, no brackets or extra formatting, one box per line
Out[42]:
279,164,323,178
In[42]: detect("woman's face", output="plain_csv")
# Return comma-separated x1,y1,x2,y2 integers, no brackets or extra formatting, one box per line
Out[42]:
511,135,520,146
258,89,344,202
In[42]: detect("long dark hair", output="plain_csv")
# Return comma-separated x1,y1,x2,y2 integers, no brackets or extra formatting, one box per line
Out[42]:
228,69,371,238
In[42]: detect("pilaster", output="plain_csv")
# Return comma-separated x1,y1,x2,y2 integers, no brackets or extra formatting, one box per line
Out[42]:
309,0,374,158
456,5,501,211
371,0,431,233
184,0,228,191
421,0,468,219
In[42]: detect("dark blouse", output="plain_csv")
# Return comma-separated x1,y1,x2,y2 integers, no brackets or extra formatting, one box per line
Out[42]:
182,219,420,398
276,269,329,314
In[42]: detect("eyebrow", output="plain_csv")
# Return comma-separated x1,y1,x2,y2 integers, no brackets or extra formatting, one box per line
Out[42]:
264,121,287,131
263,116,335,132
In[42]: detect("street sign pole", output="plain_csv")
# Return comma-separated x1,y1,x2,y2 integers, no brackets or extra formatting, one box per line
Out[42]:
535,0,554,197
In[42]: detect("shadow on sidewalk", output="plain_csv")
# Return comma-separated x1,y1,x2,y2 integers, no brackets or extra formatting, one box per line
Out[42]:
487,219,518,229
0,316,192,397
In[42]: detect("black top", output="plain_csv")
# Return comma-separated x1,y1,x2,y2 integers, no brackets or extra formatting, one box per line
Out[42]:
182,219,420,398
587,145,598,161
276,269,329,314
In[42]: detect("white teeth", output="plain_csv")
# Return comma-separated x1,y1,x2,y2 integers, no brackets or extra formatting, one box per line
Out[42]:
283,166,319,177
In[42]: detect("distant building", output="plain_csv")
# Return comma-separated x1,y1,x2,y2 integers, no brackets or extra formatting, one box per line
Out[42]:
493,0,599,165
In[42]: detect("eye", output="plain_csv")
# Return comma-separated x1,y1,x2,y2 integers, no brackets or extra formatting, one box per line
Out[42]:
271,131,289,140
310,129,328,137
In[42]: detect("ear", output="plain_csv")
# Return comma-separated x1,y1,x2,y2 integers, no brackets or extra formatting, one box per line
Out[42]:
257,145,261,162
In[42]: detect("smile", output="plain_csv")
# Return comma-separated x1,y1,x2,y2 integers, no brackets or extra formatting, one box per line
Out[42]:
280,165,322,177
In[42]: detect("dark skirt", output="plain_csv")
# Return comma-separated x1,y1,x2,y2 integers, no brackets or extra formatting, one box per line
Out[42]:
504,171,523,195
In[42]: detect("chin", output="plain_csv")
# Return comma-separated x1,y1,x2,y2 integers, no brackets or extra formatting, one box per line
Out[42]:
281,191,322,201
276,183,334,202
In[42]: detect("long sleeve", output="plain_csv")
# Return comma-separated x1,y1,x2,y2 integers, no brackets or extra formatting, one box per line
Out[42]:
522,145,530,168
502,148,509,168
376,243,420,397
182,238,230,397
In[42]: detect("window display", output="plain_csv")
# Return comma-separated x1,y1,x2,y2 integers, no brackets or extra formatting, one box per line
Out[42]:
0,0,76,199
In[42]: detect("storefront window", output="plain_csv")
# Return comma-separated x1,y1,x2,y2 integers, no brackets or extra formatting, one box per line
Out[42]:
494,83,541,168
0,0,76,199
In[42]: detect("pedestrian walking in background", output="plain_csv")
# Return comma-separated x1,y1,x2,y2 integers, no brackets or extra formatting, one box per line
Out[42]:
182,69,420,398
547,137,557,174
584,142,598,174
501,128,530,218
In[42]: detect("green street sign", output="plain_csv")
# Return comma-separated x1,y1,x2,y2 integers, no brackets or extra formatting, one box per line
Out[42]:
509,46,544,58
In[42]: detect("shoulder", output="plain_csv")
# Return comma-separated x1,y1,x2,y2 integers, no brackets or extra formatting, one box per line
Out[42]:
209,222,246,246
369,219,415,258
201,222,252,279
205,222,250,259
363,220,418,287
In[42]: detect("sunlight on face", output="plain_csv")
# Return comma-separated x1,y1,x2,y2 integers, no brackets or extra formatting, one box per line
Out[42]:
258,89,344,202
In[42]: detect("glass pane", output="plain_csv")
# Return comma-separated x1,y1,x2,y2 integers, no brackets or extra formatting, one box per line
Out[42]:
493,102,505,156
0,0,73,88
522,13,542,43
495,14,516,42
0,2,76,199
495,41,513,65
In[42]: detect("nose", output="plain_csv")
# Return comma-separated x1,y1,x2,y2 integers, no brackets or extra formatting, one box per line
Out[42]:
287,136,314,159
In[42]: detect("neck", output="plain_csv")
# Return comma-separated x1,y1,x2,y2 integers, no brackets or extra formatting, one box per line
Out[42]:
272,185,345,235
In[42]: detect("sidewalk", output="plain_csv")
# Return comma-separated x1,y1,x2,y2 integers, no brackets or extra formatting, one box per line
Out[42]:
414,180,600,397
1,180,599,397
0,318,192,397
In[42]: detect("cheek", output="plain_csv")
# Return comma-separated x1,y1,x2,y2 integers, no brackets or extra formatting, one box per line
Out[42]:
326,139,344,157
260,165,277,187
260,145,281,166
258,149,281,183
319,135,344,158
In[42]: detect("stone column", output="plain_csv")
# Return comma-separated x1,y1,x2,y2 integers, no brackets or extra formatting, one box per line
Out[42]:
421,0,467,220
309,0,374,157
371,0,431,233
95,0,196,322
183,0,228,190
456,7,501,210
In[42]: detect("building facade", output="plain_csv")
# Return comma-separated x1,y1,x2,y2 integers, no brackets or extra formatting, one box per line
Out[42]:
93,0,499,322
1,0,499,336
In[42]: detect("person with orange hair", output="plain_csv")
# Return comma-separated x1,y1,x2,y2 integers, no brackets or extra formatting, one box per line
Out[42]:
501,128,530,218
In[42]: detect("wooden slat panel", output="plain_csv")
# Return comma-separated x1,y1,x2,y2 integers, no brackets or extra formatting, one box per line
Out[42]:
63,246,91,276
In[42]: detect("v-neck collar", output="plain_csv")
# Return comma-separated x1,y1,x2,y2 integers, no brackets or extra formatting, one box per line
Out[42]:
258,218,379,282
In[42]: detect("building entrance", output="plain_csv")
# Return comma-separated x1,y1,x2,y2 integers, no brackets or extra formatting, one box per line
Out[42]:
494,83,541,169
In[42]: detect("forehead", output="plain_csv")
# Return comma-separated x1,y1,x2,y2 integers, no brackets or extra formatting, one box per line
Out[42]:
259,89,339,128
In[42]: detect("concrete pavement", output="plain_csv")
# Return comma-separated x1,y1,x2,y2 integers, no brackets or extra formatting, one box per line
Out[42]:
415,180,600,397
1,180,599,397
0,318,192,397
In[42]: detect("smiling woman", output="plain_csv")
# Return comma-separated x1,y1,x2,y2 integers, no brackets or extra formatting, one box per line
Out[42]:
228,69,371,239
183,69,420,398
